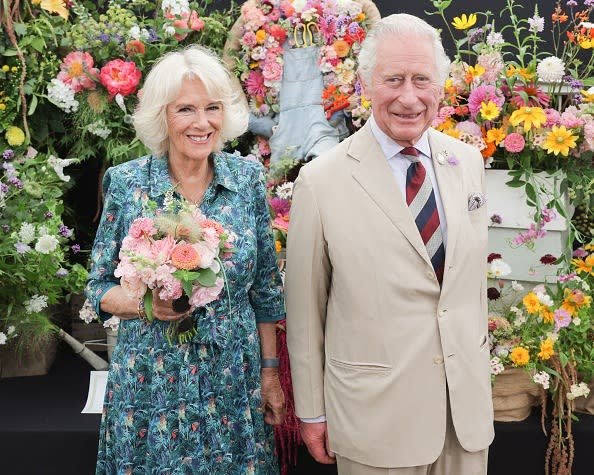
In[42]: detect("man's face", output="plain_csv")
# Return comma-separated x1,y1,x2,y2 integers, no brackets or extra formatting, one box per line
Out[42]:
362,34,443,147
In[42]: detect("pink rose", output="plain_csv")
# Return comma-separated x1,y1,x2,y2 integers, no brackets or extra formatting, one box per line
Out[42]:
242,31,257,48
189,277,224,307
262,60,283,82
99,59,142,97
504,133,526,153
57,51,99,93
129,217,156,238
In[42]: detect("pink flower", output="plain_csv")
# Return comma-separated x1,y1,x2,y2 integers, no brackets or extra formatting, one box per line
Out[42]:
57,51,99,93
438,106,456,119
150,235,175,264
583,120,594,150
504,133,526,153
268,24,287,43
172,15,190,41
129,217,156,239
156,269,183,301
560,110,584,128
189,10,205,31
99,59,142,97
262,60,283,82
241,3,267,30
477,51,504,84
272,215,289,232
242,31,257,48
573,248,588,258
121,276,148,299
189,277,224,307
554,308,572,332
544,108,561,127
468,85,504,118
246,70,266,97
200,227,221,252
257,137,270,156
269,197,290,216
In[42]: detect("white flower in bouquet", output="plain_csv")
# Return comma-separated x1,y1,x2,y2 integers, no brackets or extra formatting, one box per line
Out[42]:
533,371,550,390
47,79,79,113
88,120,112,139
35,234,59,254
486,31,504,47
24,294,48,314
18,222,36,244
487,258,512,278
292,0,307,13
537,56,565,83
536,291,554,307
7,326,15,335
128,25,150,41
567,382,591,400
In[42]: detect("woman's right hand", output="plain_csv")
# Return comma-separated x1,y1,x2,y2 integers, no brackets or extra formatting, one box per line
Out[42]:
151,289,190,321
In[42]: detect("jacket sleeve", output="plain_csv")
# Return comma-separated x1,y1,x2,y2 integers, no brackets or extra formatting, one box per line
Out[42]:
285,167,331,418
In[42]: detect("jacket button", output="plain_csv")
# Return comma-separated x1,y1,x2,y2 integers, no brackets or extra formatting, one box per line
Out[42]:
434,356,444,364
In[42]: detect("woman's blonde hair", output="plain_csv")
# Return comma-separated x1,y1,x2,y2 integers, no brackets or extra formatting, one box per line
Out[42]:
133,45,248,157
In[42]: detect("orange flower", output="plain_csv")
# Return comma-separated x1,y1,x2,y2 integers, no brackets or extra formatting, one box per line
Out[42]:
333,40,350,58
171,243,201,270
511,347,530,366
481,139,496,159
255,29,266,44
540,308,554,324
552,12,568,23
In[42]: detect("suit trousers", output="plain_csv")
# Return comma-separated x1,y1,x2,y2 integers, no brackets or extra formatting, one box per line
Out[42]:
335,400,488,475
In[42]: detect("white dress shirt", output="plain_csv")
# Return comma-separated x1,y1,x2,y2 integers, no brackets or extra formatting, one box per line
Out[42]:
301,116,448,424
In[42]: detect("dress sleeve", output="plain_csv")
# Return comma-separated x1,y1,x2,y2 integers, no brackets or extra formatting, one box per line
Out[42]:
248,165,285,323
84,167,126,322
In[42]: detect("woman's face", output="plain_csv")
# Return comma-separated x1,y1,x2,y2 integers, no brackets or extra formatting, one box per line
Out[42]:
166,77,223,163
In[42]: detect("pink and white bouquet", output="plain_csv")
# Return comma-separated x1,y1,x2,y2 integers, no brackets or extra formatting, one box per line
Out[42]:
114,203,235,343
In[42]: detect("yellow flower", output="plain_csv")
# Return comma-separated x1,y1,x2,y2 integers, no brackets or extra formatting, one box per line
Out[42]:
540,307,554,324
275,240,282,253
510,347,530,366
356,13,366,22
580,37,594,49
480,101,500,121
0,104,5,111
537,338,555,360
361,96,371,109
580,89,594,103
486,127,506,145
39,0,68,20
249,62,260,69
443,128,461,140
523,292,542,314
255,29,266,44
584,243,594,251
5,126,25,146
436,117,456,132
10,67,18,73
1,65,9,72
543,125,578,156
509,106,547,132
452,13,477,30
465,65,485,82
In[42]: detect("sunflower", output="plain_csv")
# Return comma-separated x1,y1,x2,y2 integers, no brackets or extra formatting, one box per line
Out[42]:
451,13,477,30
509,106,547,132
543,125,578,156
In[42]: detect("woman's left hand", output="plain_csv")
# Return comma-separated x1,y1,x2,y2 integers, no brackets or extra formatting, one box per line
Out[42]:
260,368,286,425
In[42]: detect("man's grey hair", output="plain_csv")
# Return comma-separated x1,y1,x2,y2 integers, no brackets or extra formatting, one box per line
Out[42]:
133,45,248,157
358,14,451,88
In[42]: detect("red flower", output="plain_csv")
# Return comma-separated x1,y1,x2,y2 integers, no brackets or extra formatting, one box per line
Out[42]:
540,254,557,265
344,26,366,45
487,287,501,300
126,40,145,56
268,24,286,43
487,253,502,263
99,59,142,97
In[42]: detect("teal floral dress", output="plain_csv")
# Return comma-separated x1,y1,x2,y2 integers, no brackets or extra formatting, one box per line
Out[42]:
85,153,285,475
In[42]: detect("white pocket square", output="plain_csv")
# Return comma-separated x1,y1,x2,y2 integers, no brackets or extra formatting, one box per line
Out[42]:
468,192,486,211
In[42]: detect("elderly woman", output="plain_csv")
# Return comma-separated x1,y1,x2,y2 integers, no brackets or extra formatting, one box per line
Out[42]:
85,45,286,474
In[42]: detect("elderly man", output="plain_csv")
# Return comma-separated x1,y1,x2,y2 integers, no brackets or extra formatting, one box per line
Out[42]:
285,13,494,475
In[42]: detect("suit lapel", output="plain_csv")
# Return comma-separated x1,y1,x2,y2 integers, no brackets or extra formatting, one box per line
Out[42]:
350,124,433,268
428,128,465,283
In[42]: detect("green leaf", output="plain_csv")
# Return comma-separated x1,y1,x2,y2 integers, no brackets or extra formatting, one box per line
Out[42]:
28,95,38,116
525,183,537,204
30,37,45,53
144,292,153,322
505,179,525,188
559,351,569,368
182,279,193,298
196,268,217,287
13,22,26,37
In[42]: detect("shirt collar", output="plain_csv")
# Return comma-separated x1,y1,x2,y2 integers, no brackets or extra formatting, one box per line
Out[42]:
148,152,238,199
369,114,431,160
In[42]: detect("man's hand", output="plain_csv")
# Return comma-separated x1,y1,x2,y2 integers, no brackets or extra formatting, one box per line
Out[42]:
300,421,336,464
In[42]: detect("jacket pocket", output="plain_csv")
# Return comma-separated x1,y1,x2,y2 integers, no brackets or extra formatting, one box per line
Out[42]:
329,357,392,373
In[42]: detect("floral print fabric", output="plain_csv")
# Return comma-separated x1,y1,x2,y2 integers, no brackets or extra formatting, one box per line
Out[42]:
85,153,285,475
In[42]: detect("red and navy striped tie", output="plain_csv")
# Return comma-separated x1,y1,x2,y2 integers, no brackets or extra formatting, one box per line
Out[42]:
401,147,445,284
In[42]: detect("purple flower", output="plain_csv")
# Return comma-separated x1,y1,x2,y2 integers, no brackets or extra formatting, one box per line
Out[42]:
8,177,22,189
573,247,588,258
564,75,583,90
586,0,594,7
56,268,69,277
71,244,81,254
567,0,577,6
469,28,484,44
558,272,577,283
269,197,291,216
15,242,31,254
490,214,503,225
554,308,572,332
2,149,14,160
59,224,73,238
447,155,459,165
541,207,557,223
45,211,54,219
354,79,362,96
98,33,110,43
2,224,10,233
0,183,8,194
147,29,159,43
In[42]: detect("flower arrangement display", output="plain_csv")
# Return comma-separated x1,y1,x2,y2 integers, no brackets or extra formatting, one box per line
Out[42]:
0,146,88,352
428,0,594,247
40,0,236,166
234,0,372,162
487,247,594,475
114,192,236,344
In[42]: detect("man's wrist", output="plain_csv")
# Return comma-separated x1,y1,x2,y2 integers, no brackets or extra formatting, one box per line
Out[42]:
260,357,279,368
301,415,327,423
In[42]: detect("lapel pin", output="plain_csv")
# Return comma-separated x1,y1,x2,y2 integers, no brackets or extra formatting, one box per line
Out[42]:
436,152,446,165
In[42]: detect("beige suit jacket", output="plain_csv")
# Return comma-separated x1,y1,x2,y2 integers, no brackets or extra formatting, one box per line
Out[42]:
285,123,494,468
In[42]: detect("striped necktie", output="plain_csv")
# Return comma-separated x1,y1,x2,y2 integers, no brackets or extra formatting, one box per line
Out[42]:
401,146,445,284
